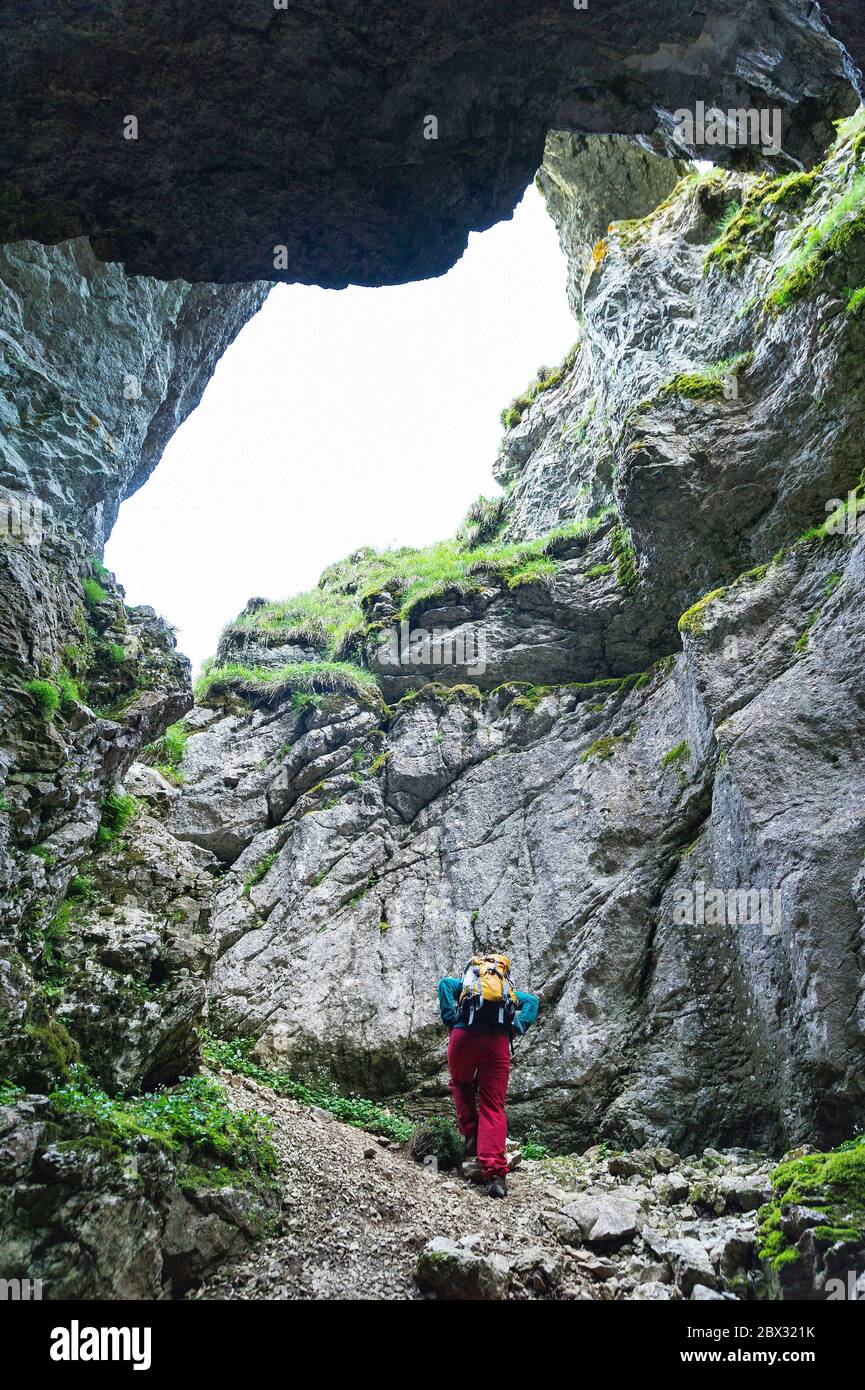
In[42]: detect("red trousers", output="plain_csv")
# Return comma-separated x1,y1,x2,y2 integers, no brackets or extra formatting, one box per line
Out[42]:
447,1027,510,1179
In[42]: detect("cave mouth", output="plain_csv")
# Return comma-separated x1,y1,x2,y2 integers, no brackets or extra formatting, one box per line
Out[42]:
103,183,577,675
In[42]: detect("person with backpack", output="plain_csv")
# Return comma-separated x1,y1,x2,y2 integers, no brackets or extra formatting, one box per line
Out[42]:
437,953,539,1199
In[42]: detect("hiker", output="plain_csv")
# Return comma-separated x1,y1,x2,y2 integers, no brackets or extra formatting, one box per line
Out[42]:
438,954,539,1199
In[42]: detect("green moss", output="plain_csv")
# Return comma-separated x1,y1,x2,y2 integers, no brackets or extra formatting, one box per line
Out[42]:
660,741,690,771
766,173,865,314
657,352,753,403
678,587,727,637
586,562,613,579
24,1019,80,1081
104,642,126,666
758,1139,865,1269
581,733,628,765
705,166,822,277
610,525,638,593
24,678,60,720
203,1034,415,1143
846,285,865,314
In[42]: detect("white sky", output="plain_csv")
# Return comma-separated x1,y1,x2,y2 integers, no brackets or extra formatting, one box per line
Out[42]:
105,184,577,674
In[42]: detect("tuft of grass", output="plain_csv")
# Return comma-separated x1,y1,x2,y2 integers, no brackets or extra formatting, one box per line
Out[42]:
56,669,81,706
24,678,59,720
506,556,556,590
242,851,278,897
95,791,137,848
846,285,865,314
81,576,109,608
407,1116,463,1170
794,610,819,654
142,720,188,772
457,494,508,549
195,659,380,709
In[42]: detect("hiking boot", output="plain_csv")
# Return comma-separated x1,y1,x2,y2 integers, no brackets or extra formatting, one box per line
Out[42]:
462,1134,477,1160
484,1176,508,1199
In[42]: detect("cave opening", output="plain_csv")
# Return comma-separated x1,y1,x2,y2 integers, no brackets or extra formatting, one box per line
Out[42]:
104,183,576,675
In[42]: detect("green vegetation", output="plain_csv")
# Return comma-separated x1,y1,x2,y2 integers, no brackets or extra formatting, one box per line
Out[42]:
678,588,727,637
25,1018,80,1081
766,173,865,313
660,741,691,772
506,556,556,590
658,353,753,403
56,669,81,706
581,732,629,765
105,642,126,666
24,678,60,720
500,344,580,429
520,1137,551,1161
142,720,189,781
586,562,613,579
705,168,820,275
81,576,109,608
457,494,508,548
407,1116,463,1170
206,512,616,687
794,610,819,654
610,525,638,592
95,790,137,848
203,1034,415,1142
242,851,278,897
846,285,865,314
758,1138,865,1270
48,1067,277,1190
195,659,380,709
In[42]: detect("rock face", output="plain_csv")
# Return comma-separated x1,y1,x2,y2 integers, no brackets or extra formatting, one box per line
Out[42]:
0,239,267,1295
0,2,857,283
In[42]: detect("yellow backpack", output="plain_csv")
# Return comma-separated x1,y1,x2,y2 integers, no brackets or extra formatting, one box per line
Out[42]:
458,953,518,1028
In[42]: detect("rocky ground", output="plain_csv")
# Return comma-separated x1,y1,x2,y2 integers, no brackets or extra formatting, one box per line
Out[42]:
191,1070,777,1302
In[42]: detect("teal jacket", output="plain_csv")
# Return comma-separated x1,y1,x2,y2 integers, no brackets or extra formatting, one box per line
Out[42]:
438,976,539,1036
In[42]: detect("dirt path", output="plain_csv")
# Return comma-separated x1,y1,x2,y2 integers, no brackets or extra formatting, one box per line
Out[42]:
190,1072,557,1299
189,1071,773,1302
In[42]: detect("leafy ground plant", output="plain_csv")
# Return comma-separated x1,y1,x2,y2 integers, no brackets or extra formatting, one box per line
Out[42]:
204,1033,415,1143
